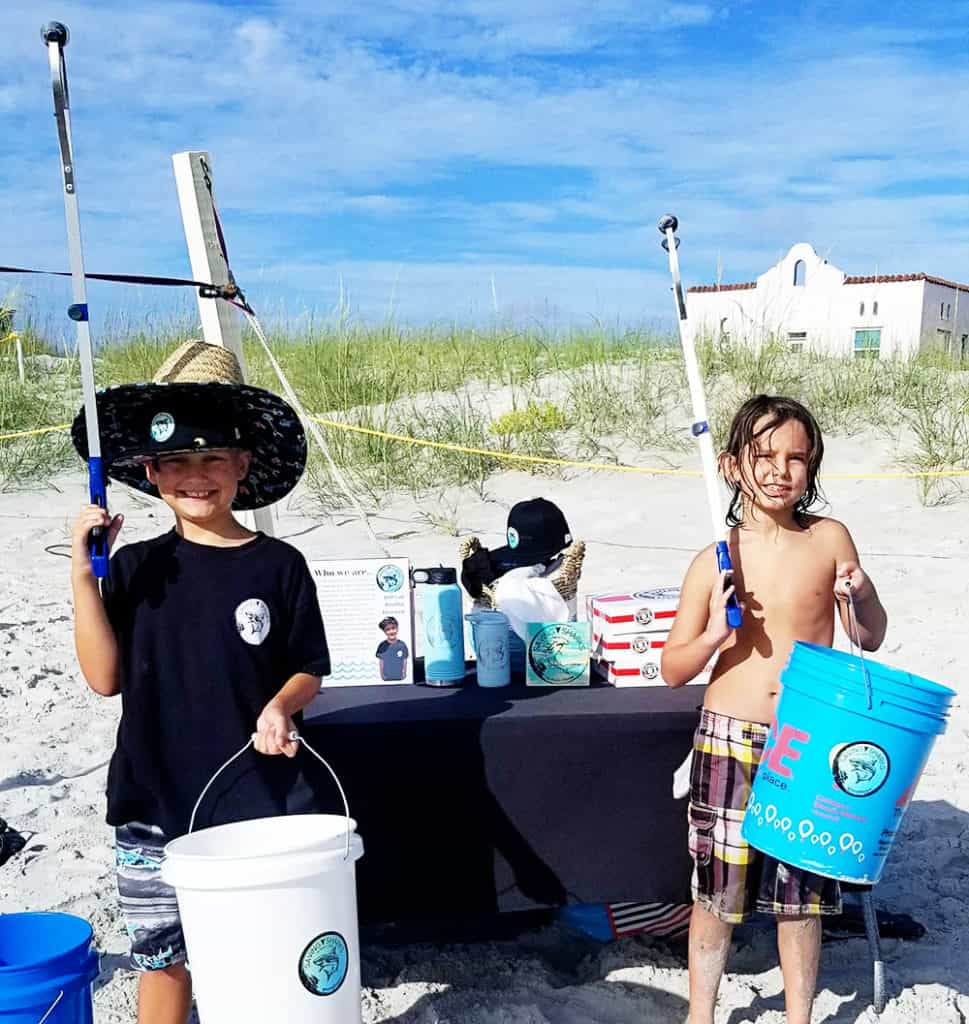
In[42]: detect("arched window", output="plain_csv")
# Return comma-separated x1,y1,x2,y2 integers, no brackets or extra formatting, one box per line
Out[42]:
793,260,806,286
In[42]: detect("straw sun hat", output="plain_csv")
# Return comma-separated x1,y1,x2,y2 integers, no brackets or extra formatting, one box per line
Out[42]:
71,341,306,510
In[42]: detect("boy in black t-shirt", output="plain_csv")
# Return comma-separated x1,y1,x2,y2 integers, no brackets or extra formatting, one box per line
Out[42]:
375,615,409,681
70,342,329,1024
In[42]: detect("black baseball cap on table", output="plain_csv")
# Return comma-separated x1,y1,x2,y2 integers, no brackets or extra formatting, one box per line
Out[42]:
489,498,572,571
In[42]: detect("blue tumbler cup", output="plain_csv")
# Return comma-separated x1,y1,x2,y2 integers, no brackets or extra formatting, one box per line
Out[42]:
466,610,511,688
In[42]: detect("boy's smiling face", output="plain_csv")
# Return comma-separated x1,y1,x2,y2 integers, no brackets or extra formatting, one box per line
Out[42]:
737,416,811,515
146,449,251,525
383,623,399,642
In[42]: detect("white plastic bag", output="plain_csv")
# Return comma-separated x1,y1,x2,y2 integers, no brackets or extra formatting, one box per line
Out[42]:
493,566,570,641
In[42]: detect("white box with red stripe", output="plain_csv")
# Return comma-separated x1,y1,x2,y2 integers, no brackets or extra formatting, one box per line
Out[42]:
586,586,680,645
586,586,708,686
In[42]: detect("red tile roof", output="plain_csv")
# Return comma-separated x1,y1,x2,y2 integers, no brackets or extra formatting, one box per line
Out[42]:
688,282,756,293
688,271,969,295
844,273,969,295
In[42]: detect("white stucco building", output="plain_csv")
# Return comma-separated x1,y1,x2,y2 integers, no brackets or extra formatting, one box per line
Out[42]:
686,243,969,360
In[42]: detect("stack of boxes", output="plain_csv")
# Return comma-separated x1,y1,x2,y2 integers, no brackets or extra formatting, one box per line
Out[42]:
586,586,708,686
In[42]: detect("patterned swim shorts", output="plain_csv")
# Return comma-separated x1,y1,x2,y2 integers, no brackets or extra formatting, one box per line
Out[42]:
115,822,186,972
688,708,842,924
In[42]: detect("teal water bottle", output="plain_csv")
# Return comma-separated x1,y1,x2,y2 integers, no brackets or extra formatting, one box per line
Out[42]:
413,567,466,686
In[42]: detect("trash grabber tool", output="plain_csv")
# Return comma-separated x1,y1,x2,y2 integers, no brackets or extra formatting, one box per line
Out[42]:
43,21,109,578
658,214,742,629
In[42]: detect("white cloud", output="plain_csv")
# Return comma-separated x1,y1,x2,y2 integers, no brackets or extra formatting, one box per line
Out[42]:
2,0,969,329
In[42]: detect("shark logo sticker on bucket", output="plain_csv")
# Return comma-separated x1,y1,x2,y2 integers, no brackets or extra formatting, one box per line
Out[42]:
298,931,349,996
831,742,891,797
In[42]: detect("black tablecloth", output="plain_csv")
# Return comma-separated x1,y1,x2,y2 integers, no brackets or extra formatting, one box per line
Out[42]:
301,681,701,923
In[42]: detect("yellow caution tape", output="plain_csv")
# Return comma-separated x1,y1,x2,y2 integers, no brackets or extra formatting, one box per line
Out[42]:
1,412,968,481
0,332,20,346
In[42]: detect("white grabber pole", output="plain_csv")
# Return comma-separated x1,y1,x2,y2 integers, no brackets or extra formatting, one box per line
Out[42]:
43,22,109,578
658,215,742,630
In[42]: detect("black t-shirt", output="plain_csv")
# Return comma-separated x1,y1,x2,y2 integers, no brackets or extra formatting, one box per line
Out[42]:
375,639,409,680
101,530,330,837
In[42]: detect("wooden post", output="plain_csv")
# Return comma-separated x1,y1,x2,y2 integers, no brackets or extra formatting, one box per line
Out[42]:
171,150,274,536
15,334,24,384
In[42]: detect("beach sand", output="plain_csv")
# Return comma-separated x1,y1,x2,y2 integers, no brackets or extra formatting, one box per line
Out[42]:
2,435,967,1022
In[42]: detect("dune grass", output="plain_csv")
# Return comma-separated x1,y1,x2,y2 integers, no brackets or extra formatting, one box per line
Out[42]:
1,319,967,506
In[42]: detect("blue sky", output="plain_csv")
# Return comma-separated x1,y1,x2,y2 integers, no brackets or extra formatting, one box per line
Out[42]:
3,0,969,335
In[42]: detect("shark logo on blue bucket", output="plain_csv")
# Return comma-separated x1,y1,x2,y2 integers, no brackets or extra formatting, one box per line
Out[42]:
298,931,349,997
831,741,891,797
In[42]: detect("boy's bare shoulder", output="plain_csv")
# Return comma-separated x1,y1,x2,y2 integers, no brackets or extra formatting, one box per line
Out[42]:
802,515,856,549
687,541,719,574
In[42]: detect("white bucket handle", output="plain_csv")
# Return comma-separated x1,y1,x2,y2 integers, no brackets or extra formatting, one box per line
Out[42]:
188,731,353,859
37,990,64,1024
844,582,874,711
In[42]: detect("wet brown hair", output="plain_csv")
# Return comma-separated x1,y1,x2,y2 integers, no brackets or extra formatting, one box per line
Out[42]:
722,395,825,527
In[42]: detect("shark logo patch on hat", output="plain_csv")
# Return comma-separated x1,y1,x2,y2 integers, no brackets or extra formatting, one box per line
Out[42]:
150,412,175,443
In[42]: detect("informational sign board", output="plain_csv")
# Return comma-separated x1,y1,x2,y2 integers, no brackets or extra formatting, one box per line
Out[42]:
309,558,414,686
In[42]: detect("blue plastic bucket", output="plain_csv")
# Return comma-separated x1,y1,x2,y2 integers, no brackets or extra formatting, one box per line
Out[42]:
741,641,956,884
0,913,99,1024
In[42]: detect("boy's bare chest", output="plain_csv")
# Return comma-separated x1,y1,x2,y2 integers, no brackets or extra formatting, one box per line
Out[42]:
733,539,833,618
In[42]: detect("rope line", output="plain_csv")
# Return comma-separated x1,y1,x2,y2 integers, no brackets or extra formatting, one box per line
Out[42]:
2,413,969,479
0,423,71,441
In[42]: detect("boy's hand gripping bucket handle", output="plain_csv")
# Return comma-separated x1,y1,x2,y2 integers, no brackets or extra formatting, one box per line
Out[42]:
188,731,354,859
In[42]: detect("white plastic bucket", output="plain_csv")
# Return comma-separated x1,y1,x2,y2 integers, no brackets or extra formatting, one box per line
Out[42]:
162,814,364,1024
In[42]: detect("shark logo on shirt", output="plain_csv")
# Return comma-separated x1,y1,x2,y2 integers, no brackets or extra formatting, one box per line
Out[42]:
234,598,272,646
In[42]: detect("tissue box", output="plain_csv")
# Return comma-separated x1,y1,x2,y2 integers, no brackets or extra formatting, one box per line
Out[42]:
586,587,679,643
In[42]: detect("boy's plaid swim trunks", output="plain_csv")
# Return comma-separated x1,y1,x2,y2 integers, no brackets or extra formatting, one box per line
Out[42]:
688,708,841,924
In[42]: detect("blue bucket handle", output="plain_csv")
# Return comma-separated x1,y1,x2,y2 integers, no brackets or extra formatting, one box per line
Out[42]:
188,732,353,860
844,582,874,711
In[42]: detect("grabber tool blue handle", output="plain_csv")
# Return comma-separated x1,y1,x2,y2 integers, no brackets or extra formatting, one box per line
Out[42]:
715,541,743,629
88,455,109,579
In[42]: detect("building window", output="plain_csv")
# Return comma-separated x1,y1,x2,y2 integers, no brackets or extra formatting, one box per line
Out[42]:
859,301,865,316
962,335,969,359
938,328,952,352
947,303,952,319
873,300,879,316
854,329,881,359
793,260,806,286
788,331,807,353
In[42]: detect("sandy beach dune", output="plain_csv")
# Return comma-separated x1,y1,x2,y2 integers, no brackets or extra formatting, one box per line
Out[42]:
1,433,967,1022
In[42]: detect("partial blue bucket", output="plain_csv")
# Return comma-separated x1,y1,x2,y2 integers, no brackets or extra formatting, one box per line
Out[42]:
742,642,956,884
0,914,99,1023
